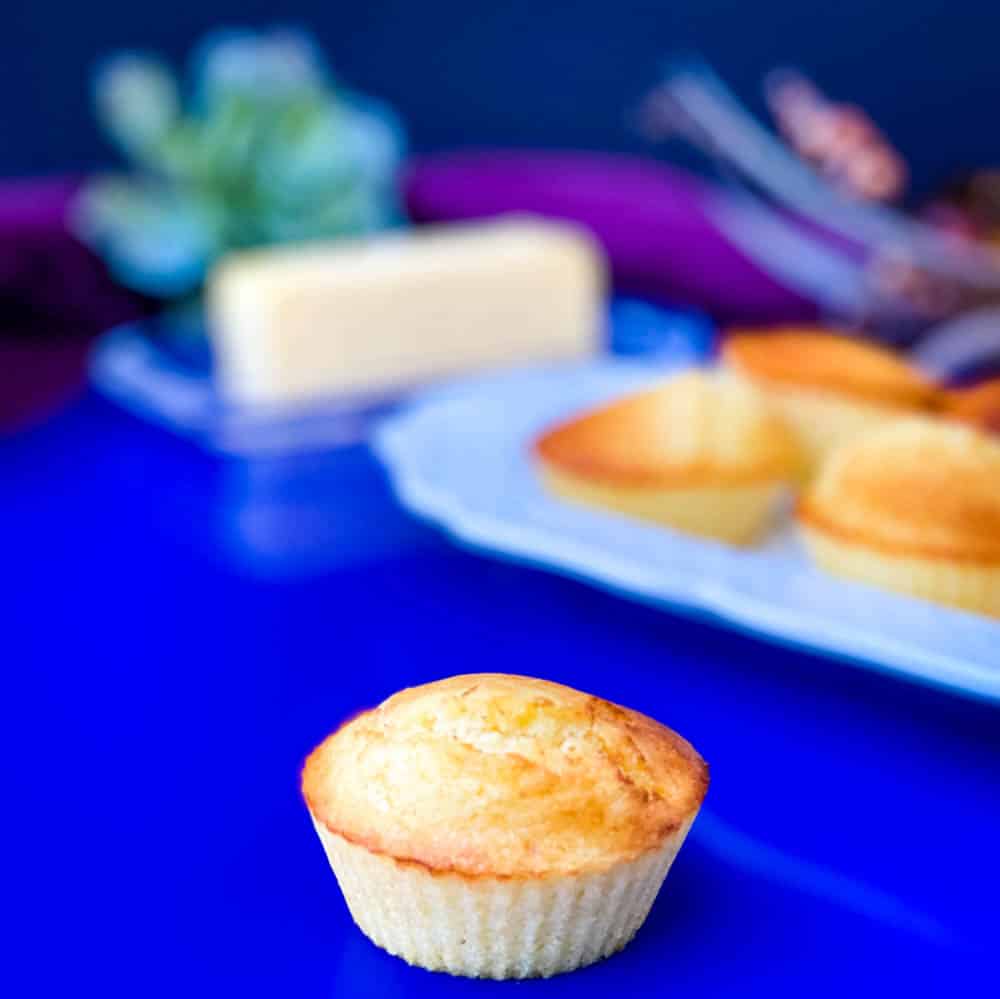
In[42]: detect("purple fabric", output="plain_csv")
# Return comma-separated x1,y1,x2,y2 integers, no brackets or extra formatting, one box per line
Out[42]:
0,177,152,432
0,338,98,435
0,177,151,338
403,151,818,324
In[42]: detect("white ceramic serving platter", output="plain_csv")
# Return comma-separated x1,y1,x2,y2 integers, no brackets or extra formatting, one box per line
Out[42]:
375,359,1000,704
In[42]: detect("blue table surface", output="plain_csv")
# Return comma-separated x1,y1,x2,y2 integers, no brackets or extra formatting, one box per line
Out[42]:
4,377,998,997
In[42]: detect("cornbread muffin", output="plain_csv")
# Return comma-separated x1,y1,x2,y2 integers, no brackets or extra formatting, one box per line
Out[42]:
302,674,709,979
722,327,939,473
799,419,1000,616
943,378,1000,435
534,370,801,545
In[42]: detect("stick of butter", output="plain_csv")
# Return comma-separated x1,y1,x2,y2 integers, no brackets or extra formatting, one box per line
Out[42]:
207,217,606,407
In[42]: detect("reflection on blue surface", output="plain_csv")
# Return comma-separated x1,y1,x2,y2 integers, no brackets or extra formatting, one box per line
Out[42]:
693,812,957,947
221,449,433,579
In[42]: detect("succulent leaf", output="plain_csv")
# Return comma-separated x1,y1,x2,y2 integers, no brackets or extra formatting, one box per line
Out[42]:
76,27,405,300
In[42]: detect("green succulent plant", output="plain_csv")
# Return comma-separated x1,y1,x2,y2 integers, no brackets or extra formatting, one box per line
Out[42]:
73,27,405,299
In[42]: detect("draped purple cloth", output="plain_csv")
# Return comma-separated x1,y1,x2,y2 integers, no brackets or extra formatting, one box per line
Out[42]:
0,177,150,338
0,177,151,432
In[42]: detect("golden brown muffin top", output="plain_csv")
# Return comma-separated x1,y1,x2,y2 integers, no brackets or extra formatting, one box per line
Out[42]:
302,674,709,879
534,370,801,487
800,419,1000,562
723,327,939,409
943,379,1000,435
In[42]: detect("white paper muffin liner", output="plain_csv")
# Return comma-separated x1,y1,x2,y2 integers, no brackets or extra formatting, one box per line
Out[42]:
309,813,695,979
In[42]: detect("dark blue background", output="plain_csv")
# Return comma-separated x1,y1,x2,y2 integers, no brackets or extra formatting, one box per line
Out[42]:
6,0,1000,197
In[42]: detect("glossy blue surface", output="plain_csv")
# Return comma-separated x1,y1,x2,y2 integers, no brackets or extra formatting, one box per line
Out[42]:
4,385,996,997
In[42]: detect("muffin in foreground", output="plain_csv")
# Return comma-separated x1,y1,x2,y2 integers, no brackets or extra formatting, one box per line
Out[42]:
533,370,801,545
799,419,1000,616
302,674,709,979
722,327,940,473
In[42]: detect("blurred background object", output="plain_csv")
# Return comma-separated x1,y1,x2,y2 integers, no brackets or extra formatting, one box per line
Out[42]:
206,218,604,407
71,27,404,301
764,69,909,204
944,375,1000,431
641,59,1000,373
8,24,1000,433
6,5,1000,426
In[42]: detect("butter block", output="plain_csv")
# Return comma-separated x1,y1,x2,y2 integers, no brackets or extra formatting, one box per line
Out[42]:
207,217,606,406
